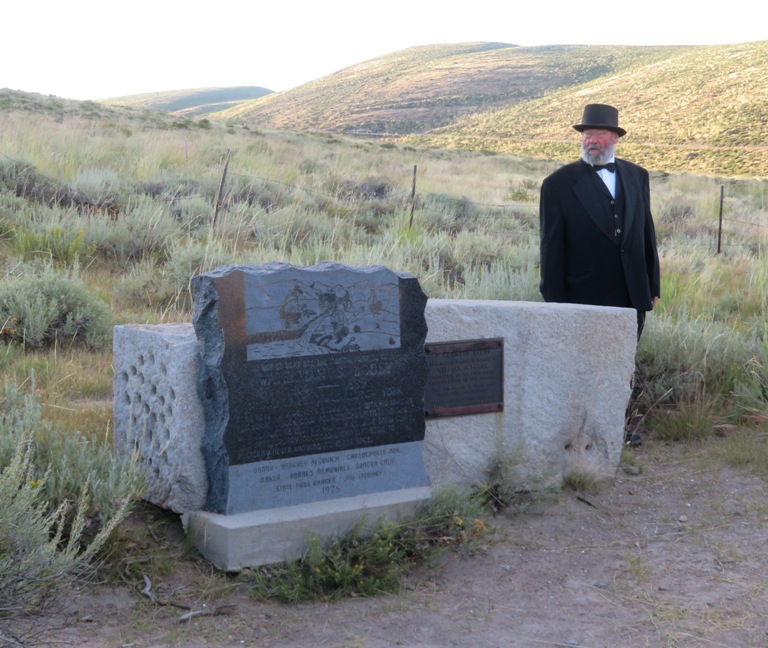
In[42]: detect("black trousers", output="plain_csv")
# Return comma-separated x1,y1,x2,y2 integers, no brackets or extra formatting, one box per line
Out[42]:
637,310,647,341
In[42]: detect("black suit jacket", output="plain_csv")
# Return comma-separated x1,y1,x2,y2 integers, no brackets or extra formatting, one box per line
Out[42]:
539,158,660,311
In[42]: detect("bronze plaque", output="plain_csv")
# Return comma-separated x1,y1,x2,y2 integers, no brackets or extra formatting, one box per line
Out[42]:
424,338,504,418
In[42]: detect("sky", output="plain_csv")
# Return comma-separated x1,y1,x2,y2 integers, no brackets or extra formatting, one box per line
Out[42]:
2,0,765,101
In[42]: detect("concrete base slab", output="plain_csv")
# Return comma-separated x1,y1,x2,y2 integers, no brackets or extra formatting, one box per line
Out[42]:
183,487,431,570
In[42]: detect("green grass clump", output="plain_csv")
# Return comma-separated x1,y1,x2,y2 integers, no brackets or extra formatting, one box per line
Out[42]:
635,312,764,414
248,486,489,603
650,399,722,443
12,226,96,266
706,428,768,479
561,471,601,494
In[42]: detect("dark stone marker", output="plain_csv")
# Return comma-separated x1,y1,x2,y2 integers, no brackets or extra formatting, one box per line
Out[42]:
192,263,430,514
424,338,504,418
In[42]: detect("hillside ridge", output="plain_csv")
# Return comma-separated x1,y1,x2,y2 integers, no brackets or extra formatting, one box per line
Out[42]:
5,39,767,178
203,40,768,176
101,86,273,116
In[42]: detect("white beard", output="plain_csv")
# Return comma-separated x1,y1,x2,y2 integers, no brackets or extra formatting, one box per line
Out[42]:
581,141,616,166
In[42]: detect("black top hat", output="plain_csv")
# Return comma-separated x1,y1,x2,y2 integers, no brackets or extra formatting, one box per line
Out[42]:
573,103,626,137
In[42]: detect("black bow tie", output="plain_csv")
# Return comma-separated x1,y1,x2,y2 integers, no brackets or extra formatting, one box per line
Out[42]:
593,162,616,173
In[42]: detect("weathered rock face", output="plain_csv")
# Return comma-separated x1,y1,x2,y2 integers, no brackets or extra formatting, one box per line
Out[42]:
113,323,207,513
424,299,637,490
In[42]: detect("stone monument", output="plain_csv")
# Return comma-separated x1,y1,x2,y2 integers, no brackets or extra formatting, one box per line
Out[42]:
113,266,637,570
185,262,431,568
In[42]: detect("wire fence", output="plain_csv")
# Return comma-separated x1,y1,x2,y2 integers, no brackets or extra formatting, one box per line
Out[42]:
219,161,768,257
2,149,767,255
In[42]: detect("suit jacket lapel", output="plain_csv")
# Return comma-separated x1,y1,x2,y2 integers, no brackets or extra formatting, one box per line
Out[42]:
615,159,635,242
573,167,615,241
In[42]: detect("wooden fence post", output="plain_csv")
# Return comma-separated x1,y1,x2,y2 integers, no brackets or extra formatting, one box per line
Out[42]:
717,185,724,254
409,165,417,229
212,149,231,231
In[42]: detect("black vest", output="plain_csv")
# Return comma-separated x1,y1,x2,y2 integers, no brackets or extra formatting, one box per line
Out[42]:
592,171,631,306
593,171,624,244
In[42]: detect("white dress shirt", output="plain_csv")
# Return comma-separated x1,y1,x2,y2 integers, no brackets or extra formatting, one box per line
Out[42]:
597,159,617,198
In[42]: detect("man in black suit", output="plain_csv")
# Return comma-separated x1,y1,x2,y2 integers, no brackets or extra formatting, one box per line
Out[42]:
539,103,660,338
539,104,660,446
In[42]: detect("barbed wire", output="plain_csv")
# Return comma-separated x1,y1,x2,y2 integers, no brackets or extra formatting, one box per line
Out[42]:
1,151,765,233
722,216,768,230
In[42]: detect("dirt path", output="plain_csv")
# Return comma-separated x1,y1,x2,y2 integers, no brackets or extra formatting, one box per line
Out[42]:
31,440,768,647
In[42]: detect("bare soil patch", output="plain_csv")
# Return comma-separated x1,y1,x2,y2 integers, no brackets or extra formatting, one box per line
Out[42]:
20,439,768,647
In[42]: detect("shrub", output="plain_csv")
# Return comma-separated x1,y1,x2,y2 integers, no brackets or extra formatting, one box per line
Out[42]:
450,229,507,270
0,377,144,520
0,379,141,640
248,485,490,602
0,439,132,641
455,255,541,301
115,238,243,311
112,259,169,310
227,178,293,213
0,158,69,206
0,431,90,618
169,195,214,232
249,521,408,602
506,179,538,202
420,192,477,233
0,260,111,350
82,202,180,263
67,168,127,216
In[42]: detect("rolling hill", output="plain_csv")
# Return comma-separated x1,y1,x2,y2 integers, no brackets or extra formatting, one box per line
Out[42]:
6,39,767,178
101,86,273,117
214,43,681,134
209,41,768,177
